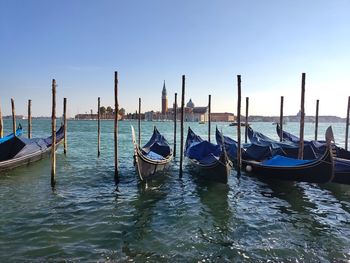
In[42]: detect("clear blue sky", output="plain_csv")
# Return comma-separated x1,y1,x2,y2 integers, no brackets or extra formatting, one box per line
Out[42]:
1,0,349,117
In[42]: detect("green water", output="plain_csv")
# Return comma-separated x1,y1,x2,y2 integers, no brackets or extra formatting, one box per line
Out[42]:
0,119,349,262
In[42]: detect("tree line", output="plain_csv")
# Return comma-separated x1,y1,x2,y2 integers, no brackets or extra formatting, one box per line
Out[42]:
99,106,125,117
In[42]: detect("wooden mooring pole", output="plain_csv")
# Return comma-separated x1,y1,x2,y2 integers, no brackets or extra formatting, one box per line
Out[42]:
51,79,57,188
174,93,177,157
298,73,306,159
63,98,67,155
179,75,185,178
236,75,242,174
97,97,101,157
114,71,119,185
138,98,141,146
11,98,16,136
0,102,3,138
245,97,249,143
345,96,350,151
208,94,211,142
315,99,319,141
28,99,32,138
279,96,284,142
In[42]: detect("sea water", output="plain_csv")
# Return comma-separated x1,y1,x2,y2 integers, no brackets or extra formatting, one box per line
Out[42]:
0,119,349,262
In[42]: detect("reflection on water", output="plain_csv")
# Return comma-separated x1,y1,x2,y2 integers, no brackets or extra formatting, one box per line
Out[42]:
0,120,349,261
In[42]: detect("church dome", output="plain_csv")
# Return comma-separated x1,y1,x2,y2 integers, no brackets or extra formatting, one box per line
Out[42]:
186,99,195,108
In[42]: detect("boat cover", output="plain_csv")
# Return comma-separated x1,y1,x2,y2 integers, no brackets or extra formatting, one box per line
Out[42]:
0,125,64,162
185,127,222,165
248,126,317,159
216,128,288,161
142,127,171,158
276,124,349,158
261,155,314,167
0,125,23,144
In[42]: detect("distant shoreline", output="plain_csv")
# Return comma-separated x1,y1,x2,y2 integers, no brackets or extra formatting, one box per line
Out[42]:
2,115,347,123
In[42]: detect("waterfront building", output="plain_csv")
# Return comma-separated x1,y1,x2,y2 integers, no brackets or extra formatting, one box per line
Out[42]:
168,98,208,122
211,112,235,122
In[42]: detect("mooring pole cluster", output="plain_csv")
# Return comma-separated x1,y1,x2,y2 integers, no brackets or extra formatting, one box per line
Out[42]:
3,71,349,189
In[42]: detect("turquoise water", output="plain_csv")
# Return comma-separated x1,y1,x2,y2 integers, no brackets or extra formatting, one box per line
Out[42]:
0,119,349,262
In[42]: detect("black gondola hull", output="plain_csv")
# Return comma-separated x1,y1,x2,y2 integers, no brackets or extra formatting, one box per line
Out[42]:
0,126,64,172
188,155,232,184
0,143,62,171
242,148,334,184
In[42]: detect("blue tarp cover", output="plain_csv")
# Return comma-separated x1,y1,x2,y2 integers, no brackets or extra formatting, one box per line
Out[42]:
186,128,222,165
262,155,313,167
0,126,23,144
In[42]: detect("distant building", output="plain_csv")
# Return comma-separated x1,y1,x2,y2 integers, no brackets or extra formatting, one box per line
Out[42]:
168,98,208,122
3,115,25,120
161,81,168,115
145,110,163,121
145,111,154,121
211,112,235,122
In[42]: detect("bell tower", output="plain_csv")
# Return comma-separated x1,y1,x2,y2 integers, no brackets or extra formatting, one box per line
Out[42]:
161,81,168,115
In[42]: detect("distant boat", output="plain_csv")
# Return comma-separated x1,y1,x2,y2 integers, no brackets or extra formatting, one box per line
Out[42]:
229,122,249,127
0,124,23,144
131,126,173,181
198,121,205,124
0,125,64,171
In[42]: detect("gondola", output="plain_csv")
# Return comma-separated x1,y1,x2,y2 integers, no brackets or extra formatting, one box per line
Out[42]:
185,127,232,184
276,124,350,184
217,126,335,183
276,123,350,159
131,126,173,181
248,126,317,159
241,127,335,183
216,127,275,162
0,124,23,144
0,124,64,172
